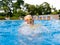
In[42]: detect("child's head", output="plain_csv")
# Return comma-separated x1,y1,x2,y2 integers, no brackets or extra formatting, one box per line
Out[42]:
24,15,34,24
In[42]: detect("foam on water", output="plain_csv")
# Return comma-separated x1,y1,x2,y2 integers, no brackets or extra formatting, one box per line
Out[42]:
18,21,53,45
18,22,50,36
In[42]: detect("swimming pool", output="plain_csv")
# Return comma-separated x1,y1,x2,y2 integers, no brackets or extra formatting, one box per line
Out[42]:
0,20,60,45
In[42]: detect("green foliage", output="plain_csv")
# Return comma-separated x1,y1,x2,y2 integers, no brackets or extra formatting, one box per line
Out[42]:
0,13,5,20
24,2,51,15
0,13,5,16
3,6,9,12
28,5,36,15
14,9,26,17
0,1,60,20
0,16,5,20
40,2,51,15
25,4,36,15
36,5,42,15
13,0,24,9
51,8,58,14
51,12,57,14
57,10,60,14
1,0,24,17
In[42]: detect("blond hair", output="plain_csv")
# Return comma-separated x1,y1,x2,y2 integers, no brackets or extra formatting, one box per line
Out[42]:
24,15,32,20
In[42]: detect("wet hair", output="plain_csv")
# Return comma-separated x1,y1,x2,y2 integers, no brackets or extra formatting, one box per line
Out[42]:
24,15,33,20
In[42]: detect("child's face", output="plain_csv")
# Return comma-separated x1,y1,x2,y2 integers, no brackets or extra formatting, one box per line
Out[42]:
25,18,34,24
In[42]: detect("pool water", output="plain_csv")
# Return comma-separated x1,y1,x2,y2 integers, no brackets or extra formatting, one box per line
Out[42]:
0,20,60,45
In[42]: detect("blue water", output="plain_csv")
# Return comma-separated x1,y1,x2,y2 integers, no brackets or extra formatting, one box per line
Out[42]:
0,20,60,45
